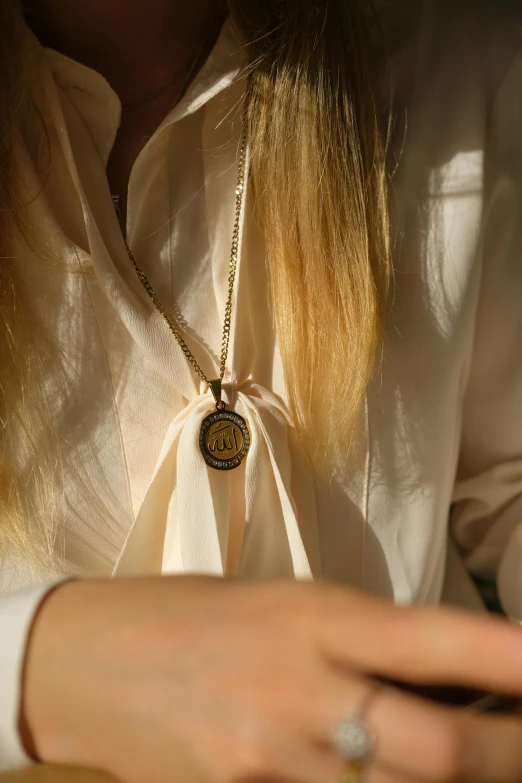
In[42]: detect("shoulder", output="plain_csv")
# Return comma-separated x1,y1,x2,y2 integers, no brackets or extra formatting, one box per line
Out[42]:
381,0,522,178
381,0,522,113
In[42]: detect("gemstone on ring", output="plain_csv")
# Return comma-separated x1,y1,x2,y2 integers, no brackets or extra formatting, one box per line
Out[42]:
333,718,375,762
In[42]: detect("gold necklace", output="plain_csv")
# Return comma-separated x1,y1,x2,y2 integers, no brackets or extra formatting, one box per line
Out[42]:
123,121,250,472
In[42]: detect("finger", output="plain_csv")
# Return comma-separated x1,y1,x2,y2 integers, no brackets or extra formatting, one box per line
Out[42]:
309,673,465,781
456,710,522,783
310,671,522,783
314,585,522,693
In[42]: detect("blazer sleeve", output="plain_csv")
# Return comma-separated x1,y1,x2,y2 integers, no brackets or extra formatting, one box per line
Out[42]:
0,582,60,771
451,47,522,620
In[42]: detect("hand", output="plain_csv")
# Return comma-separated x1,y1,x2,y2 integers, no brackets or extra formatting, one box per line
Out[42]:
22,577,522,783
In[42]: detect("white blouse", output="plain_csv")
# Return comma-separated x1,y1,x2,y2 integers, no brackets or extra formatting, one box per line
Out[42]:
1,1,522,770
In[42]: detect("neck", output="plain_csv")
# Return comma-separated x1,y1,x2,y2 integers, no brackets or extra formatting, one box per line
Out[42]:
24,0,225,104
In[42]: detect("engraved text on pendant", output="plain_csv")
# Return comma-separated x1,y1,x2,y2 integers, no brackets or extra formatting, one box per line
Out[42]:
199,410,251,471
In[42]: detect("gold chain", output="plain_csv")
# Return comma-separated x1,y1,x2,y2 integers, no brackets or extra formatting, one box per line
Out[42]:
124,122,247,388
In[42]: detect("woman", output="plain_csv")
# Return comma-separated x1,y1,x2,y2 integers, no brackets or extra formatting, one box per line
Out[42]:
1,0,522,780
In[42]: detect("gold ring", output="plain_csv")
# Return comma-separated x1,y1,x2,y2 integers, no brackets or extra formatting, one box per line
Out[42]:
339,760,365,783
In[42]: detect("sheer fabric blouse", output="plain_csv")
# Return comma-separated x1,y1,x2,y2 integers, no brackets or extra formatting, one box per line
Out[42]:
1,1,522,770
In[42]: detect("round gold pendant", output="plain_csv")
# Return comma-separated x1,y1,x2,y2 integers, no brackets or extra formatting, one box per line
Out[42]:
199,409,251,471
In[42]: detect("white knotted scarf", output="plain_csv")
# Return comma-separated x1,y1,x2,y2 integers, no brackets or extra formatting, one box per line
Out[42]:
113,382,321,578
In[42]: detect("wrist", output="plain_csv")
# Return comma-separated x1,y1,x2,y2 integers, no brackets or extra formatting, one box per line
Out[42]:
18,579,80,764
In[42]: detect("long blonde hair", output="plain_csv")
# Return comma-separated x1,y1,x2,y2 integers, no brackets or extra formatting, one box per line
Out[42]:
0,0,391,567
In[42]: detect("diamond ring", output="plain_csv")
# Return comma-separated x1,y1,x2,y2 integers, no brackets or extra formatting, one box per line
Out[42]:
332,686,379,782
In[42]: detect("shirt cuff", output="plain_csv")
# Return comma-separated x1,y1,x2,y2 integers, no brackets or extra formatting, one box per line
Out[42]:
0,582,63,771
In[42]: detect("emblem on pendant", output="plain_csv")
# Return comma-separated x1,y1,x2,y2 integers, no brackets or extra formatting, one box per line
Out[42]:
199,409,251,471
